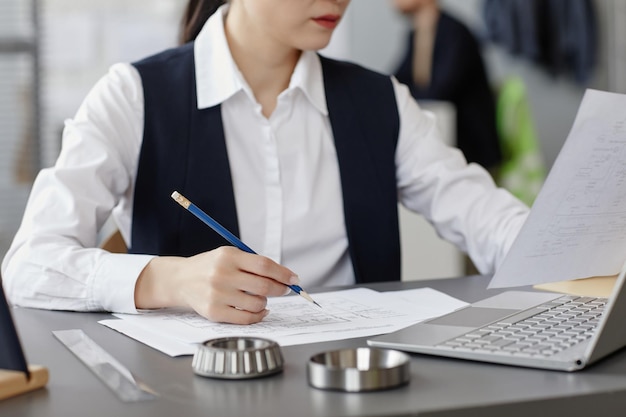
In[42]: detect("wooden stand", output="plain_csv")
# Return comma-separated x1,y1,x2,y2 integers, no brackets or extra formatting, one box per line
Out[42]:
0,365,48,401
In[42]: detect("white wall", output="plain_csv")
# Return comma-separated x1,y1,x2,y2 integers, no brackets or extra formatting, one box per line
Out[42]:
40,0,185,167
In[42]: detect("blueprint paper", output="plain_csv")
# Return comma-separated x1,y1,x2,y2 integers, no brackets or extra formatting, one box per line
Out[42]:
490,89,626,288
99,287,468,356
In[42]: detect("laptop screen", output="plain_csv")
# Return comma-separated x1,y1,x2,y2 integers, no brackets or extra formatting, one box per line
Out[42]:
0,284,29,376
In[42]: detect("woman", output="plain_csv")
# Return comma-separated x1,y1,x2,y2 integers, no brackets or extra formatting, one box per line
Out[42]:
1,0,528,324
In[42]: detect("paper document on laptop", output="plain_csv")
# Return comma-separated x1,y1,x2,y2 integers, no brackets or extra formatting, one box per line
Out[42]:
490,89,626,288
99,287,468,356
533,274,617,297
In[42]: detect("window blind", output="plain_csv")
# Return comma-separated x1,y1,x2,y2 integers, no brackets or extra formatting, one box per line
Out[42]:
0,0,39,261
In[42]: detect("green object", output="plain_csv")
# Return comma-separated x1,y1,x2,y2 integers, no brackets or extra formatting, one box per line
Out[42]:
495,77,546,206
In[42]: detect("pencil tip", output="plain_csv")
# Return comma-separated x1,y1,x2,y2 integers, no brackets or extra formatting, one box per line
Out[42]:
299,290,321,307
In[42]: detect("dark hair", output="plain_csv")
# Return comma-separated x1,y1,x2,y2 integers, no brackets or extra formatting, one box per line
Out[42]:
179,0,227,45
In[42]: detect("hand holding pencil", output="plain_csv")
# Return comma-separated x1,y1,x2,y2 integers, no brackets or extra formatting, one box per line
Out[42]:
135,192,317,325
171,191,321,308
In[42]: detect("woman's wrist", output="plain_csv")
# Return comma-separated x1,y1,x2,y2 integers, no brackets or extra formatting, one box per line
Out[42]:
134,256,183,309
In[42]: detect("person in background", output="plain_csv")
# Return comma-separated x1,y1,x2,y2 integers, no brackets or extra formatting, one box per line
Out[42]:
391,0,502,173
1,0,528,325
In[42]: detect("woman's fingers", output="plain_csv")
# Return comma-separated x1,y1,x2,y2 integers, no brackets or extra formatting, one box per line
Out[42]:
218,307,270,325
199,291,273,324
209,247,297,297
220,247,299,288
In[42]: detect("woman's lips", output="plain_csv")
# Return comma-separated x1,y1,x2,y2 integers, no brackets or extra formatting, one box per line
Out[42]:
312,15,341,29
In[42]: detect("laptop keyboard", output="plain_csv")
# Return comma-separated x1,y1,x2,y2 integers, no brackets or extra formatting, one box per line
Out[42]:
437,295,607,357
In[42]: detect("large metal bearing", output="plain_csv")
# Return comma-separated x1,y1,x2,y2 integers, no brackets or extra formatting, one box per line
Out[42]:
193,337,284,379
307,347,410,392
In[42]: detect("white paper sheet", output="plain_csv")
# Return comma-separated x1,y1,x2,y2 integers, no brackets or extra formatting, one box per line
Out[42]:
382,287,469,313
100,319,195,357
99,287,468,357
490,89,626,288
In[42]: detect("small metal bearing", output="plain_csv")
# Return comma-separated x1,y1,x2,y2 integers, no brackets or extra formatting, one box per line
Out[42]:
192,337,284,379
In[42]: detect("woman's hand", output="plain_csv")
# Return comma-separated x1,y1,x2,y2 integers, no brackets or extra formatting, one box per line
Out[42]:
134,246,299,324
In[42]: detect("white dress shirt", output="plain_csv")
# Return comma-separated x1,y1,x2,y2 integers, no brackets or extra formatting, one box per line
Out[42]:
1,6,529,314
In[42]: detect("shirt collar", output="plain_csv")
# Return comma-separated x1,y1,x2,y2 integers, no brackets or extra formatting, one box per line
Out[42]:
194,4,240,109
194,5,327,115
289,50,328,116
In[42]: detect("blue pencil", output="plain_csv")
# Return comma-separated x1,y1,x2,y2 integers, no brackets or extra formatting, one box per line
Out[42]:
171,191,321,308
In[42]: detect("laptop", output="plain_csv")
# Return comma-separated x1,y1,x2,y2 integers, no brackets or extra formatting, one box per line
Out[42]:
368,262,626,371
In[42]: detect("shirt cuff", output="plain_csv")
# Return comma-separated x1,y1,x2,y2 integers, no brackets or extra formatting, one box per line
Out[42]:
91,252,155,314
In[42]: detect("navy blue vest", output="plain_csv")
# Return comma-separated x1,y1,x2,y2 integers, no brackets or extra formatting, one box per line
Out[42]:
130,43,401,283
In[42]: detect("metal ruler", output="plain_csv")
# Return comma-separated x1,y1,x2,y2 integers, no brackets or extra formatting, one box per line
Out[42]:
53,329,158,402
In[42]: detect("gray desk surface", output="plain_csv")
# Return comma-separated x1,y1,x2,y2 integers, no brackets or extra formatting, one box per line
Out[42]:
4,275,626,417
